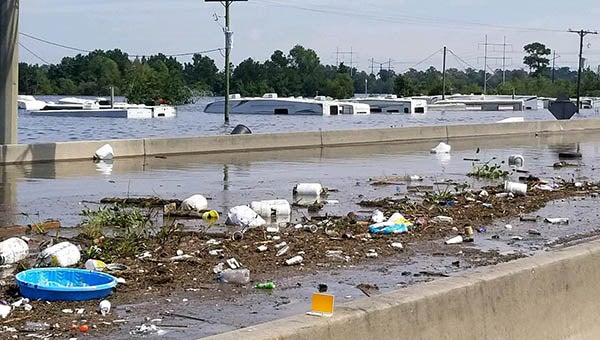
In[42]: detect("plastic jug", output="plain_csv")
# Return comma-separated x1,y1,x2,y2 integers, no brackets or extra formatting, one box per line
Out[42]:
250,199,291,218
36,241,81,267
0,237,29,265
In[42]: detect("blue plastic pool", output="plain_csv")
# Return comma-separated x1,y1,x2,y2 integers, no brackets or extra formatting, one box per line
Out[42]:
15,268,118,301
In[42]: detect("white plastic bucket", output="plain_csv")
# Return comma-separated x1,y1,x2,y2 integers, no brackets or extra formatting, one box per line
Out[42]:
36,241,81,267
0,237,29,265
293,183,323,196
94,144,114,160
508,154,525,168
504,181,527,196
250,199,291,218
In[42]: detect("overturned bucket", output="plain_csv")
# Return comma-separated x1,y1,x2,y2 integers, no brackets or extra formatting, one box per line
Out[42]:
504,181,527,196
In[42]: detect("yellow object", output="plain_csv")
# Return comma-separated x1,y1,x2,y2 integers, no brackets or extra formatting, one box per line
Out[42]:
202,210,219,220
308,293,335,316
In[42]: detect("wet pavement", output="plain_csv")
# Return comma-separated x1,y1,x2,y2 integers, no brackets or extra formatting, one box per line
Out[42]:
2,130,600,338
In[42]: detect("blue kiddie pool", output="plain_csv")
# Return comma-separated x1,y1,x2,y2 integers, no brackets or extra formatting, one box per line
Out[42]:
15,268,118,301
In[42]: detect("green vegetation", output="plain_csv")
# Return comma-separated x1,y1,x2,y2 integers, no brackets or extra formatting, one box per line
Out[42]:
19,42,600,104
468,158,510,179
79,204,177,260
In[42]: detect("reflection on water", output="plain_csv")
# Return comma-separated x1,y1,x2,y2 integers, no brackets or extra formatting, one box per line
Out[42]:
18,96,600,144
3,132,600,227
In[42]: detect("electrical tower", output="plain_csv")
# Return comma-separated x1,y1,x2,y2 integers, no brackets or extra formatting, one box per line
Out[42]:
335,47,354,75
478,35,512,93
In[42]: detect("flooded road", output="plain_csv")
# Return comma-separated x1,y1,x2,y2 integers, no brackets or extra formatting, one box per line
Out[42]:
2,130,600,339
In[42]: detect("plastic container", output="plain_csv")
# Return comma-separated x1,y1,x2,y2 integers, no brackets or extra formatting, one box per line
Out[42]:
504,181,527,196
250,199,291,218
93,144,114,160
219,269,250,284
181,194,208,211
36,241,81,267
85,259,107,271
445,235,463,244
293,183,323,196
226,205,266,228
0,237,29,265
15,268,118,301
508,154,525,168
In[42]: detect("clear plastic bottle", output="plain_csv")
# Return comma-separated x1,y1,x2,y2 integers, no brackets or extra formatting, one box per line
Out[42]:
0,237,29,265
218,269,250,284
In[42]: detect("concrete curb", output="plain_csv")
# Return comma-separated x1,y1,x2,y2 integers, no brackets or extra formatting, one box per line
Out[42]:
202,239,600,340
2,118,600,165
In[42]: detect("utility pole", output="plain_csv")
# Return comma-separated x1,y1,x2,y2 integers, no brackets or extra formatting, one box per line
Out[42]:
569,29,598,112
0,0,19,144
551,50,557,83
442,46,447,100
206,0,247,125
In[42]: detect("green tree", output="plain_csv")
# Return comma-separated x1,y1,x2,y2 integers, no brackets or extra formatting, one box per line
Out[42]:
324,72,354,99
393,74,414,97
523,42,551,76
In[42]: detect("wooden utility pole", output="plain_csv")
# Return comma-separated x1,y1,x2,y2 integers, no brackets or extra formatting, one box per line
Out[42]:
206,0,247,124
0,0,19,144
569,29,598,112
442,46,447,100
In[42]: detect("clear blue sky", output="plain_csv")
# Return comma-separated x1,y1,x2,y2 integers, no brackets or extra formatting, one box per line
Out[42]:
18,0,600,73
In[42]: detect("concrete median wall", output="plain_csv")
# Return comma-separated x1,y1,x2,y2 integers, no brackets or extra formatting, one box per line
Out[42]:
2,118,600,164
203,238,600,340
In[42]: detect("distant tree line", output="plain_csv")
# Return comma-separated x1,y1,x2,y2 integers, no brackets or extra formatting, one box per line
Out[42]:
18,42,600,104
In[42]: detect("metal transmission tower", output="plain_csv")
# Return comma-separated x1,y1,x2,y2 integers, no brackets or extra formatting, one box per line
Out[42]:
205,0,247,125
0,0,19,144
335,47,354,75
478,35,512,93
569,29,598,112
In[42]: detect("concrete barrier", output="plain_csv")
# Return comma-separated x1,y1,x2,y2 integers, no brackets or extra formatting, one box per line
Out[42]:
0,139,144,164
203,239,600,340
3,118,600,164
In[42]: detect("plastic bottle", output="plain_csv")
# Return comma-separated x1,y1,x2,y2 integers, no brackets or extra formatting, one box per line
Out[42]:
255,282,275,289
0,237,29,265
250,200,291,218
36,241,81,267
219,269,250,284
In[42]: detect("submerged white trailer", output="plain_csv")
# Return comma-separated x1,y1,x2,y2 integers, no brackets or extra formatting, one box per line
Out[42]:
204,93,370,116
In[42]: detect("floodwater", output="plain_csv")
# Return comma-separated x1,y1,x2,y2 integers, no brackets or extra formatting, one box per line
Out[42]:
5,107,600,338
17,96,600,144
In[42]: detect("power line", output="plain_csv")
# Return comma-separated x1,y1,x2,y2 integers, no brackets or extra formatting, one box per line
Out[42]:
401,48,443,72
19,31,224,61
19,31,92,53
255,0,569,34
19,42,50,64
